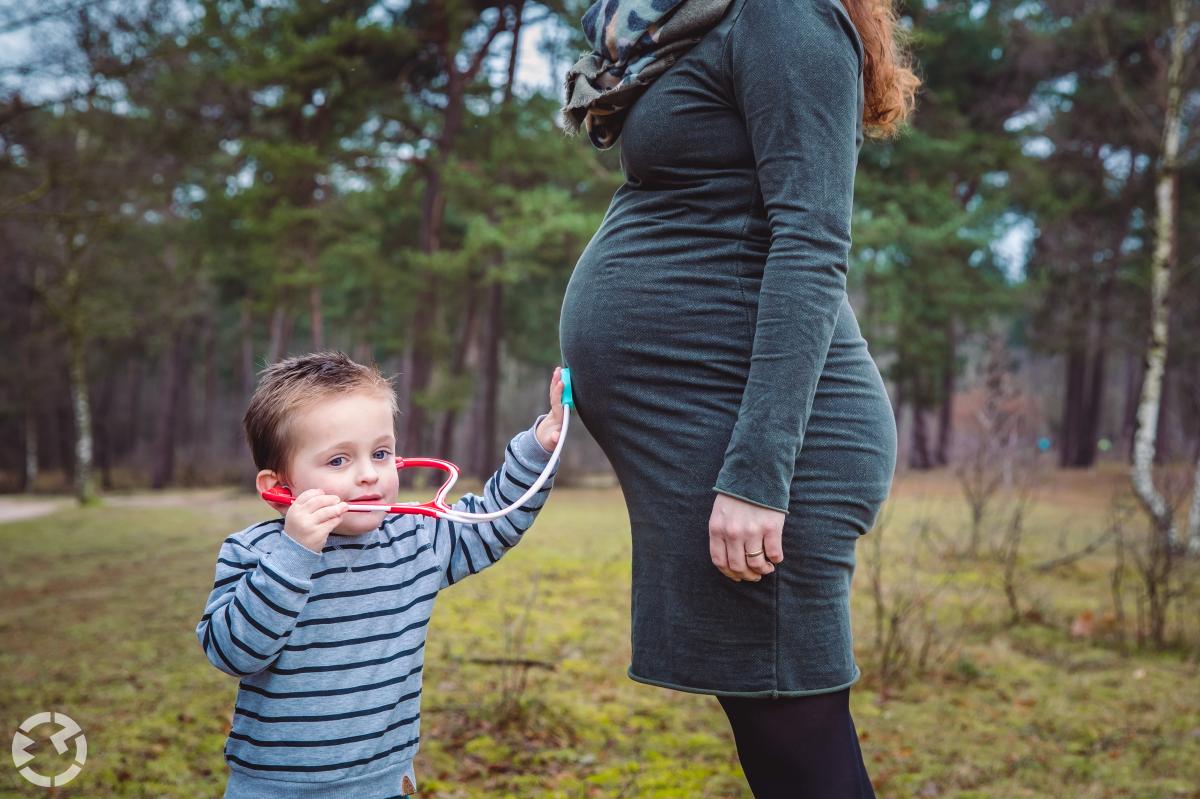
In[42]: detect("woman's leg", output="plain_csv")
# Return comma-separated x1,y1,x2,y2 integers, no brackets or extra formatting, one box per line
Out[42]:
717,686,875,799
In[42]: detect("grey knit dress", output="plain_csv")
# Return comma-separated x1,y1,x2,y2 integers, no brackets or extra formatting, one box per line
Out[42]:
558,0,898,697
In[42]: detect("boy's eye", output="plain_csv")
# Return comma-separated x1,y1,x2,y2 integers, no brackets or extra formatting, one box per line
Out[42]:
373,449,392,460
328,456,347,467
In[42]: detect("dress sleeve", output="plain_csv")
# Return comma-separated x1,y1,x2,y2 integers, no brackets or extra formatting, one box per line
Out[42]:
712,0,865,513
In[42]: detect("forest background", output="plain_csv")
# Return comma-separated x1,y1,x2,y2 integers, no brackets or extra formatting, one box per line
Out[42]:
2,0,1196,497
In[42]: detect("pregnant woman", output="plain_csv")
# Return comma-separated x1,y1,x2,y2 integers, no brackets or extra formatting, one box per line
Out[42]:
558,0,918,795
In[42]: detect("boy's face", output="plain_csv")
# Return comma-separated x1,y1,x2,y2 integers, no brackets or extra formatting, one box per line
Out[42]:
271,390,400,536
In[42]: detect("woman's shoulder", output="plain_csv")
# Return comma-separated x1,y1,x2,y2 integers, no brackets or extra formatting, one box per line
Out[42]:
723,0,864,76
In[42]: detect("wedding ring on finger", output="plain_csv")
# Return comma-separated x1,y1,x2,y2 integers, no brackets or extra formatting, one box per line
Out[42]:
745,548,765,559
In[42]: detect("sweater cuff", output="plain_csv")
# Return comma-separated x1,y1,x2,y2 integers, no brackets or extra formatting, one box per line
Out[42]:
512,412,554,468
269,530,324,579
712,487,790,515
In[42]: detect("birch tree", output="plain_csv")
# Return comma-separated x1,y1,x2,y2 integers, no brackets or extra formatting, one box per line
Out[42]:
1121,0,1200,554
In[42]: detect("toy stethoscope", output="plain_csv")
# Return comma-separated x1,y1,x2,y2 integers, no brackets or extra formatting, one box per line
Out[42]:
260,368,573,524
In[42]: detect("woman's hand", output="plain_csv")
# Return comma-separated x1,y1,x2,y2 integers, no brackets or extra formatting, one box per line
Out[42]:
708,492,784,581
535,367,566,452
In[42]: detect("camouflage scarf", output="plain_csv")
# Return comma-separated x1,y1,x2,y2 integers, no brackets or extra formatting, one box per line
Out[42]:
561,0,734,150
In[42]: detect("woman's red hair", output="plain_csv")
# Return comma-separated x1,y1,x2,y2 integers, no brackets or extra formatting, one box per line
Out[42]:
839,0,921,139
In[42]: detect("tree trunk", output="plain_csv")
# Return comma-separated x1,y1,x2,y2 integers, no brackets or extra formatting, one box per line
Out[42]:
23,408,38,492
58,405,74,483
309,280,324,351
401,84,457,474
151,329,190,489
241,303,256,399
19,310,38,491
67,322,96,504
122,358,144,466
909,403,932,470
1077,271,1116,469
238,303,257,453
395,339,414,456
231,306,256,485
503,1,526,105
1187,452,1200,547
437,281,483,462
1130,0,1187,552
935,320,955,466
401,294,437,465
267,303,292,364
467,5,524,478
201,309,219,463
94,366,117,490
1060,347,1086,467
1079,339,1107,468
1121,350,1142,462
1154,360,1171,465
475,280,505,477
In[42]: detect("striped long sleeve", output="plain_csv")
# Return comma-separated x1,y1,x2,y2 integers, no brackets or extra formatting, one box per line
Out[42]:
196,521,322,677
432,412,557,588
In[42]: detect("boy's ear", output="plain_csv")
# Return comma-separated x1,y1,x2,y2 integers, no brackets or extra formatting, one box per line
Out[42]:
256,469,290,515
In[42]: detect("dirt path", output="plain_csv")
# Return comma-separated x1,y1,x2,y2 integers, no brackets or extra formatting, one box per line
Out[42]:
0,488,248,524
0,497,69,523
102,488,239,508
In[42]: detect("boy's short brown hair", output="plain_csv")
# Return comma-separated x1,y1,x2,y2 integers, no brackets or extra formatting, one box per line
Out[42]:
243,350,398,474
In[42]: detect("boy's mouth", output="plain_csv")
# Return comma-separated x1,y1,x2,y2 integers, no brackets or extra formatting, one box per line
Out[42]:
348,493,383,503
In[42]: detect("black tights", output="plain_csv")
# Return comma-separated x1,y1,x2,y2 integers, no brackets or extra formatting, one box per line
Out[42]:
717,687,876,799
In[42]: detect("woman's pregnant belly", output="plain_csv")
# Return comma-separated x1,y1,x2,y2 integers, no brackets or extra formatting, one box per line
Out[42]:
560,191,759,378
559,215,755,494
559,202,897,526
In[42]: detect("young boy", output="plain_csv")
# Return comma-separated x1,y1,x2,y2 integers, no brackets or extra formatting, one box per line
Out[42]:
196,351,565,798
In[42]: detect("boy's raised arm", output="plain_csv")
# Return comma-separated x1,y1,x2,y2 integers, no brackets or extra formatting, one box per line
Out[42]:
195,524,322,677
430,413,557,588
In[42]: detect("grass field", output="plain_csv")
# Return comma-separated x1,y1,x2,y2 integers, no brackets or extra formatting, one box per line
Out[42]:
1,466,1198,798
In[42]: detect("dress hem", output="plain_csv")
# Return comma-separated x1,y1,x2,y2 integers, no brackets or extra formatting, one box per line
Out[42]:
626,662,861,698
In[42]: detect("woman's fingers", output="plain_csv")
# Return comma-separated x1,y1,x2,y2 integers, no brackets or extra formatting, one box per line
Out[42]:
709,531,739,581
724,540,759,581
764,526,784,565
744,539,775,576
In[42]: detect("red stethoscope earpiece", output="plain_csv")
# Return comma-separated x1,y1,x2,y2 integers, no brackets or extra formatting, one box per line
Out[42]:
260,457,461,519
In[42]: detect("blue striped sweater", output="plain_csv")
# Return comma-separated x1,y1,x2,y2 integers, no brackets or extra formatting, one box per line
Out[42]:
196,414,556,798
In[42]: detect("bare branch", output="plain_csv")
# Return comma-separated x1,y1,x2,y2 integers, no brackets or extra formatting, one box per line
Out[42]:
456,657,557,671
1034,530,1116,572
1091,4,1161,146
462,5,512,82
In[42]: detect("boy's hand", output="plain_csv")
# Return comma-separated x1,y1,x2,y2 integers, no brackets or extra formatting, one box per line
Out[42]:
283,489,348,553
535,367,566,453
